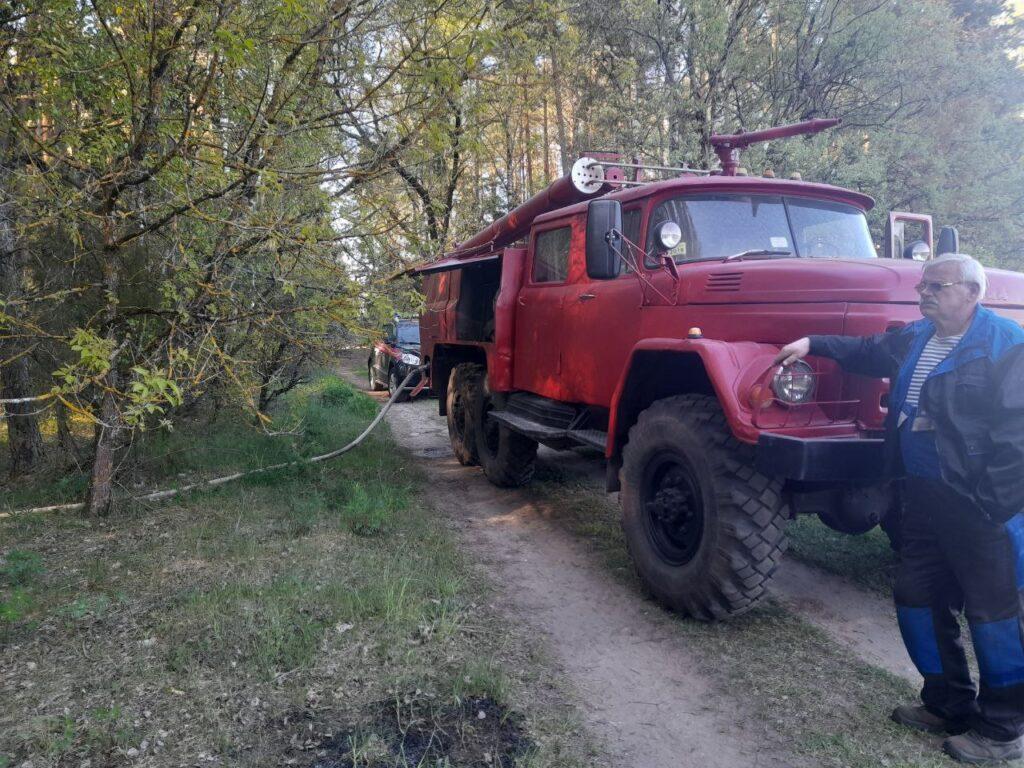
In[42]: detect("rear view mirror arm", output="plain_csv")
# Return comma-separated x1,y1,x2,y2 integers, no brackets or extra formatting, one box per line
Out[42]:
611,235,677,306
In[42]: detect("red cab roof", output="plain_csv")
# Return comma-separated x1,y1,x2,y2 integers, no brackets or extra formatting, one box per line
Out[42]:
532,175,875,226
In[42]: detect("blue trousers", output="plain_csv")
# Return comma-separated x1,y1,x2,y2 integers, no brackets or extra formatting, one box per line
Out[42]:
895,477,1024,741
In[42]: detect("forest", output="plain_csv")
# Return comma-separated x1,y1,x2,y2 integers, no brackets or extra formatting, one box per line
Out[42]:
1,0,1023,509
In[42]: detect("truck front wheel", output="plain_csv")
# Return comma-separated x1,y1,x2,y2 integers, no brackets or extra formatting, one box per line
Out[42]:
446,364,483,465
620,394,788,620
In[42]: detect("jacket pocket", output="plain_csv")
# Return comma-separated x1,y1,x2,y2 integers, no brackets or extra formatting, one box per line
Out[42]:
953,358,992,412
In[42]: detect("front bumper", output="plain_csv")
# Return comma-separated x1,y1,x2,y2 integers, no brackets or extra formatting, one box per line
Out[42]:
393,363,428,391
756,433,885,482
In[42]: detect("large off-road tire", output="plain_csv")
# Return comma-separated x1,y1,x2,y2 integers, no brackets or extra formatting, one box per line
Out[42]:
620,394,788,620
473,379,537,487
446,364,483,465
388,367,410,403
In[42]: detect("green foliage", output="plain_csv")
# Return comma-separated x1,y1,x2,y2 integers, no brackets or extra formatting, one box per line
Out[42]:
787,515,897,596
3,0,1023,496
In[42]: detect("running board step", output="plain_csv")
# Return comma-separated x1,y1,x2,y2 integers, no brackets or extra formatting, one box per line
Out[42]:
489,411,607,452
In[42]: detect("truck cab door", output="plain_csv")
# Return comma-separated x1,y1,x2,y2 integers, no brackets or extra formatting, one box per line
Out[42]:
560,206,644,407
512,221,576,400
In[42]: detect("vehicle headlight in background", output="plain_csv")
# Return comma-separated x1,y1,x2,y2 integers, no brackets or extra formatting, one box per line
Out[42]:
400,352,420,365
772,361,815,404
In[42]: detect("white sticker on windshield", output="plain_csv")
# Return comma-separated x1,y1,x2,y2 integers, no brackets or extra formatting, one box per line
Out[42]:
770,236,789,249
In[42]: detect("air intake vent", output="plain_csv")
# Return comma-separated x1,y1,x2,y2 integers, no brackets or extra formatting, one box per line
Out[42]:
705,272,743,292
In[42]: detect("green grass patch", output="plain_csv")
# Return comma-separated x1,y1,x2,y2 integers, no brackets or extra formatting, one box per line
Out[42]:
2,371,591,766
787,514,897,595
0,550,44,587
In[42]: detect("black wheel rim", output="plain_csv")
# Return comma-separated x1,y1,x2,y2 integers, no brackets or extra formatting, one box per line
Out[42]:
641,452,705,566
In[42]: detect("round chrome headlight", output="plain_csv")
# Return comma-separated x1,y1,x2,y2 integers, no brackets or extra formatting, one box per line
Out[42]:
772,361,815,405
400,352,420,365
655,220,683,251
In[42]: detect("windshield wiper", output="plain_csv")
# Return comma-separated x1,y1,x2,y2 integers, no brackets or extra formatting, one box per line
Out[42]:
722,248,793,263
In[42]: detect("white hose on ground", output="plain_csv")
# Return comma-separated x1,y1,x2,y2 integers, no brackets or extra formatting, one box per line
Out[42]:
0,365,429,518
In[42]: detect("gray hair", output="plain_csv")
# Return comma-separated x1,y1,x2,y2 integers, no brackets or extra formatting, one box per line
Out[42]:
925,252,988,300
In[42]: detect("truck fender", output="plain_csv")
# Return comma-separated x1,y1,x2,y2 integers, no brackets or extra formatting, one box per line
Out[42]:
605,338,783,458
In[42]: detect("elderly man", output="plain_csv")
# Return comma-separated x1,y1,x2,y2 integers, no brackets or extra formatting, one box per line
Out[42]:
776,253,1024,763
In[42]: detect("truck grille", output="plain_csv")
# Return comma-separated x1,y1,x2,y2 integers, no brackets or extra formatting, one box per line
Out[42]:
705,272,743,292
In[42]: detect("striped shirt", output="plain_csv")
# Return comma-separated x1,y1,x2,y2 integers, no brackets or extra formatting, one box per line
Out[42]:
903,333,964,412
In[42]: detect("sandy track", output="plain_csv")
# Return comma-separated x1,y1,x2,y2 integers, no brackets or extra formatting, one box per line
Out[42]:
382,393,798,767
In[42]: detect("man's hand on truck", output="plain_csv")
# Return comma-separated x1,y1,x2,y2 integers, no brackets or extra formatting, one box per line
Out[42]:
774,337,811,366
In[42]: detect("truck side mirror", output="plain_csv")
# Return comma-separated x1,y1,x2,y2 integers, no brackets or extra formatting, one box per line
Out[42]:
585,199,622,280
885,212,932,259
936,226,959,256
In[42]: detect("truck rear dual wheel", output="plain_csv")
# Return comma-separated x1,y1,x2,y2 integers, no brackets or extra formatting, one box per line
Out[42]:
445,364,538,484
620,394,788,620
472,379,537,487
446,364,482,465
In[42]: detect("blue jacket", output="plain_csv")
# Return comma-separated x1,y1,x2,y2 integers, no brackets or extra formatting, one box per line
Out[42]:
809,306,1024,521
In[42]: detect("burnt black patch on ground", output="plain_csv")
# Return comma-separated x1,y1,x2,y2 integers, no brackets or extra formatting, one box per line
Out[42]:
310,695,533,768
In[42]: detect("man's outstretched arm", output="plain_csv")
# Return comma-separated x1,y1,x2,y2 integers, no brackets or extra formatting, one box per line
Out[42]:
774,326,913,380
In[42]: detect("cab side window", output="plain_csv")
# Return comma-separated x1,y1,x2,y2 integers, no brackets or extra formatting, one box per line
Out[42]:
532,226,572,283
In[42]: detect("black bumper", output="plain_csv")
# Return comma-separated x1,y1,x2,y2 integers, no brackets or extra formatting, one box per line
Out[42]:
393,363,426,390
756,433,885,482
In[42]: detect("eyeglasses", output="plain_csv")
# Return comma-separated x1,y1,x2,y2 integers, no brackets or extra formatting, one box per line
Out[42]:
914,280,965,294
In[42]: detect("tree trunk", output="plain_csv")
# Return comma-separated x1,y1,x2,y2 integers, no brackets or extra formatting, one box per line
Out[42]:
542,95,551,184
1,360,44,476
85,250,122,516
0,167,44,476
85,386,121,516
523,81,533,194
548,42,572,175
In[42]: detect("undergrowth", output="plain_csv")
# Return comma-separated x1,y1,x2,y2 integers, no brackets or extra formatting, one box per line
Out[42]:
0,373,590,768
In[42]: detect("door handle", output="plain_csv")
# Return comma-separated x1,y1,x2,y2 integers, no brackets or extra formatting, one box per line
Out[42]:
518,296,527,306
578,293,596,302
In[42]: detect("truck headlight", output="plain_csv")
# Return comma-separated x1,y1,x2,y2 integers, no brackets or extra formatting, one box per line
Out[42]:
772,361,815,404
400,352,420,365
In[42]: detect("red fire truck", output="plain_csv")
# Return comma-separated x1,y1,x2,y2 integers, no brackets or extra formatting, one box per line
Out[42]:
412,119,1024,620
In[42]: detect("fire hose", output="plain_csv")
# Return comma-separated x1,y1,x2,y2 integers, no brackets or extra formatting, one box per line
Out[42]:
0,365,430,519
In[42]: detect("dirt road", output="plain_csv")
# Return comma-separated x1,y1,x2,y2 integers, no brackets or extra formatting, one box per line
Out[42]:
376,390,797,767
350,366,923,766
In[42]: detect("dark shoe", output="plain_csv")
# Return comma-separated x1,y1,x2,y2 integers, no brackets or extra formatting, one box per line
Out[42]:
943,731,1024,764
891,704,970,735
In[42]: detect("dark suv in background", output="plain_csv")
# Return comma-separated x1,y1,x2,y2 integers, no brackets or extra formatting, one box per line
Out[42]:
368,318,425,401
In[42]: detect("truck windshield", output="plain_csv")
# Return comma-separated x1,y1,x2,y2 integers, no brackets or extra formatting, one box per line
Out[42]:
645,194,877,265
